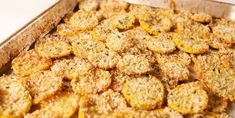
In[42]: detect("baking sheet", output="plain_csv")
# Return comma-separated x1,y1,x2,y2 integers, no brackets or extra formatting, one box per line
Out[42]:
0,0,234,117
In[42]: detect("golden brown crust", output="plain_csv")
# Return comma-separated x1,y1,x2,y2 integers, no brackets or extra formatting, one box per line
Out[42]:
25,92,79,118
167,82,208,114
35,35,72,58
79,89,127,118
71,69,111,94
117,54,152,75
25,70,63,104
12,49,52,76
122,75,164,110
0,76,32,118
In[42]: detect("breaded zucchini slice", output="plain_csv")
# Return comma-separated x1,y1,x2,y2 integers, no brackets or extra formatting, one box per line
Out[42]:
204,67,235,101
167,82,208,114
139,11,173,35
71,69,111,94
173,33,209,54
24,70,63,104
176,20,210,37
146,33,176,54
0,76,32,118
25,92,79,118
112,13,135,30
122,75,164,110
190,12,212,23
51,57,94,80
206,33,232,49
106,32,134,53
57,23,80,36
92,21,118,42
68,10,98,31
72,39,106,58
155,50,191,66
100,0,128,18
117,54,152,75
110,69,133,92
127,27,149,50
88,48,121,69
160,61,189,81
211,19,235,44
35,35,72,58
79,0,99,11
12,49,52,76
79,89,127,118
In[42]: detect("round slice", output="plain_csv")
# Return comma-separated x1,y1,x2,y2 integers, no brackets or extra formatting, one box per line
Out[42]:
167,82,208,114
160,61,189,81
122,75,164,110
155,50,191,66
146,33,176,54
12,49,52,76
79,0,99,11
176,20,210,37
212,19,235,44
71,69,112,94
88,48,121,69
72,39,106,58
106,32,134,53
173,33,209,54
51,57,94,80
25,92,79,118
127,27,149,50
204,67,235,101
68,10,98,31
57,23,80,36
110,70,133,92
79,89,127,118
112,13,135,30
25,70,63,104
100,0,128,18
139,11,173,35
92,22,118,42
35,35,72,58
206,33,232,49
0,76,32,118
117,54,152,75
189,12,212,23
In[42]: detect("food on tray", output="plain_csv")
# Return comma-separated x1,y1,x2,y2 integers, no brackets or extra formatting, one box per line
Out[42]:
24,70,63,104
12,49,52,76
71,68,111,94
122,75,164,110
1,0,235,117
25,92,79,118
117,54,152,75
167,82,208,114
51,57,94,80
35,35,72,58
106,32,134,53
0,76,32,118
146,32,176,54
79,89,127,117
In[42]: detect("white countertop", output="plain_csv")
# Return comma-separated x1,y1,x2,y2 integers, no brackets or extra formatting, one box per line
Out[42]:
0,0,59,44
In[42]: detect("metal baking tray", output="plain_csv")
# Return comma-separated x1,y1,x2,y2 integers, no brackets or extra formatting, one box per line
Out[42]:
0,0,234,116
